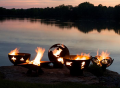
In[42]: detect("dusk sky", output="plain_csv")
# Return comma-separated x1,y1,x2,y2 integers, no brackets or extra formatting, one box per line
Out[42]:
0,0,120,9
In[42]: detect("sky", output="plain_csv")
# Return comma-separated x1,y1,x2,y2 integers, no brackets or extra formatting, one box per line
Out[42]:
0,0,120,9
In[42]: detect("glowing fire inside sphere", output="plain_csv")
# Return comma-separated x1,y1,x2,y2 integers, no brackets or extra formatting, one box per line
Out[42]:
48,43,70,68
66,62,72,66
27,47,45,66
53,48,62,57
57,57,64,64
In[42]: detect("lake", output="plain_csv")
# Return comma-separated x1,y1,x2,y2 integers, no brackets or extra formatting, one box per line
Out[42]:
0,18,120,74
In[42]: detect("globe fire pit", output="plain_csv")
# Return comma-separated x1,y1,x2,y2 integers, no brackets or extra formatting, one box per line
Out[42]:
8,48,31,65
48,43,70,68
91,50,114,71
63,53,91,76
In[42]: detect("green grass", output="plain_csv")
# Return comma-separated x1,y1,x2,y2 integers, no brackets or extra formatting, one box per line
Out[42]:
0,78,116,88
0,69,117,88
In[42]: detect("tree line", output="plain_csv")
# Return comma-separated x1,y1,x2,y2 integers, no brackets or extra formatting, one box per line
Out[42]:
0,2,120,21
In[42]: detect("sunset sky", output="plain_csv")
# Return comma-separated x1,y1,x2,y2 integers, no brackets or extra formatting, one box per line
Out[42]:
0,0,120,9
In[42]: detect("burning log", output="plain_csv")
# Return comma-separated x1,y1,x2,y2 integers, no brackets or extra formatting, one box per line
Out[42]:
63,54,91,76
48,43,70,68
91,50,114,71
8,48,31,65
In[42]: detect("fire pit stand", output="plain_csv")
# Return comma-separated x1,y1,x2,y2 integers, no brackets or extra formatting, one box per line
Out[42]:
18,61,51,76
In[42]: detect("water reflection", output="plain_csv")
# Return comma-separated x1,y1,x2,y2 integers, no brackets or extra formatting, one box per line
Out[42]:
1,17,120,35
31,19,120,35
0,18,120,74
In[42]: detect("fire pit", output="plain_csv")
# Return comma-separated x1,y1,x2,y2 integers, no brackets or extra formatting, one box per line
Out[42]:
91,51,114,71
18,61,51,76
48,43,70,68
8,48,31,65
63,54,91,76
15,47,51,76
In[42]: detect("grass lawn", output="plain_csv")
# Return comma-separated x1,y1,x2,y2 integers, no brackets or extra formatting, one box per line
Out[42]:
0,79,115,88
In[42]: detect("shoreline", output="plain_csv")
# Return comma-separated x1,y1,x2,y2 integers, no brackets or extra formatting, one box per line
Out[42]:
0,65,120,87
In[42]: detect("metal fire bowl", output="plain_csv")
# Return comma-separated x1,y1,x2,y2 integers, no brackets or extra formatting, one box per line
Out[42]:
8,53,31,65
63,55,91,70
91,56,114,67
18,61,51,70
48,43,70,62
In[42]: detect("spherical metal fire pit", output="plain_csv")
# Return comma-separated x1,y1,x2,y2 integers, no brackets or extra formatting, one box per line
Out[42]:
48,43,70,68
8,53,31,65
63,55,91,76
92,56,114,71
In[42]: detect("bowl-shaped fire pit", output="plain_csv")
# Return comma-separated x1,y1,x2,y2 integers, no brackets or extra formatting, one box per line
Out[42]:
48,43,70,68
18,61,51,76
63,55,91,76
92,56,114,71
8,53,31,65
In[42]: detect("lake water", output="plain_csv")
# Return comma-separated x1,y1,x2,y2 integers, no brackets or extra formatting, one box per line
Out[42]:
0,18,120,74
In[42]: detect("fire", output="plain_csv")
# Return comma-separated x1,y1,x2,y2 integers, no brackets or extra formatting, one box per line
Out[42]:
28,47,45,66
97,50,110,60
53,48,62,57
96,50,110,66
9,48,19,55
81,61,85,69
20,57,24,61
66,62,72,66
12,57,16,62
57,57,64,64
75,53,90,60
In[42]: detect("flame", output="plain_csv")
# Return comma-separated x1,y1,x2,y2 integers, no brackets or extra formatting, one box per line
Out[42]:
12,57,16,62
75,53,90,60
9,48,19,55
81,61,85,69
28,47,45,66
57,57,64,64
66,62,72,66
96,50,110,66
20,57,24,61
61,44,65,48
53,48,62,57
97,50,110,60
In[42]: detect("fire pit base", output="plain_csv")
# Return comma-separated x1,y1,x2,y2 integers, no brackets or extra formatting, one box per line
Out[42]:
52,62,63,68
70,69,83,76
17,63,45,76
26,69,44,77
